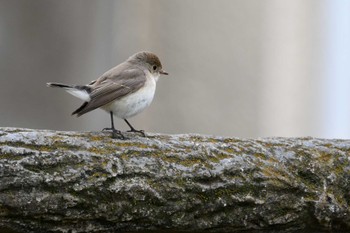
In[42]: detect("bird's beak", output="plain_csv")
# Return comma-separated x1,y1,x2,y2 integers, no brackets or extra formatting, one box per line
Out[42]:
160,70,169,75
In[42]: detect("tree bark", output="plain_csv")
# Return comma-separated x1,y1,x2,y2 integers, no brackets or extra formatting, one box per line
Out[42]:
0,127,349,233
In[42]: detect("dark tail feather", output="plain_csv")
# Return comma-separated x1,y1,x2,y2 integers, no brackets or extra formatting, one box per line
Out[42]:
48,82,92,116
72,102,89,116
47,82,73,88
47,82,92,92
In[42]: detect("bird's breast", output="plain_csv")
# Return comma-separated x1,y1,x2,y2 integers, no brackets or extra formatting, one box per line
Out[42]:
102,75,157,119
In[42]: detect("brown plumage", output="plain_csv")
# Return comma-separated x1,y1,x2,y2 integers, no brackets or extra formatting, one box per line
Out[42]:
47,51,168,138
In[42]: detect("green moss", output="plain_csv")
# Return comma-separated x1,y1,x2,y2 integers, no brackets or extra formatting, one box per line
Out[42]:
259,165,295,190
49,135,64,141
224,147,237,154
220,151,235,158
267,156,278,163
22,164,42,173
297,169,322,189
261,166,277,177
179,158,203,167
207,152,232,163
0,141,51,152
196,193,209,202
323,143,334,148
114,142,147,148
318,151,332,163
334,164,345,176
208,156,220,163
89,135,107,141
91,172,108,179
87,146,116,155
0,140,83,152
175,177,188,187
222,138,242,143
0,153,24,160
189,135,204,142
160,155,179,164
51,141,81,151
333,156,349,176
207,138,219,143
254,153,267,160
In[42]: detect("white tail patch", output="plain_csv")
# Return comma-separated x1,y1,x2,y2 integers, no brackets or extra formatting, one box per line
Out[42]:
65,88,91,101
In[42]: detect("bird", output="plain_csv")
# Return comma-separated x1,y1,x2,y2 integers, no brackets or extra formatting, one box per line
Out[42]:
47,51,168,139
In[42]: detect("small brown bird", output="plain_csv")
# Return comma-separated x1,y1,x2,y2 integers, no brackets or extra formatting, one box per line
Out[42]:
47,51,168,139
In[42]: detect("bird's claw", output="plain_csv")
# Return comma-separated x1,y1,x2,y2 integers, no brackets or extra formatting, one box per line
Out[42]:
112,131,125,140
102,128,125,139
127,129,146,137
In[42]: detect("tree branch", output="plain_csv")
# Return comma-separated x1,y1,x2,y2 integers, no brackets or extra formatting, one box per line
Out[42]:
0,127,349,233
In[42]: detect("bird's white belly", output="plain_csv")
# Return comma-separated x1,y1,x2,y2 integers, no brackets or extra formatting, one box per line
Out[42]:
102,77,156,119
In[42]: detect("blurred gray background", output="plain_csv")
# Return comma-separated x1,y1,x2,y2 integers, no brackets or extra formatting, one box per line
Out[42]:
1,0,350,139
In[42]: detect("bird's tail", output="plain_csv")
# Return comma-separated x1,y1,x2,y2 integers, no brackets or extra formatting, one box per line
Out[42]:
47,82,73,88
47,82,91,102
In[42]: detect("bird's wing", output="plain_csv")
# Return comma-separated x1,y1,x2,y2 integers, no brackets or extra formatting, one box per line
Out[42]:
72,68,146,116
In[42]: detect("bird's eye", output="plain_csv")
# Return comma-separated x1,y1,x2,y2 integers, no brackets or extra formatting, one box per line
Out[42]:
153,65,157,71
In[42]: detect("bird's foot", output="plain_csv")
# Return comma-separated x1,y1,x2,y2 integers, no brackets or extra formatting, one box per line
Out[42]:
102,128,125,139
127,129,146,137
112,130,125,140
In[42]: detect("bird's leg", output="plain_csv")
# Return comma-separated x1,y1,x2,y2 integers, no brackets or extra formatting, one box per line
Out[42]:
102,112,125,139
124,119,145,137
102,112,116,131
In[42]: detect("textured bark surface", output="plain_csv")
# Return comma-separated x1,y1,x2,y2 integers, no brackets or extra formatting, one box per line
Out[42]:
0,127,350,233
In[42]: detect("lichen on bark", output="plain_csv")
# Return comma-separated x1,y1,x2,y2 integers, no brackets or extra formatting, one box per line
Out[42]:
0,127,350,233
